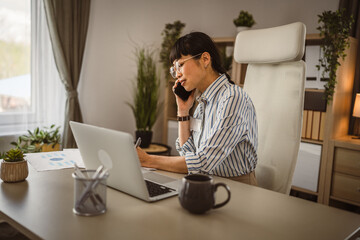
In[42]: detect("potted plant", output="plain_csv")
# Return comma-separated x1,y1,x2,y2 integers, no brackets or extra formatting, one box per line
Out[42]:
127,47,161,148
11,125,61,153
1,148,28,183
233,10,255,32
159,20,186,81
219,48,233,74
316,9,354,103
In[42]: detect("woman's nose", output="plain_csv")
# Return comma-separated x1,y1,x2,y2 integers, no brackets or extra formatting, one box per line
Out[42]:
176,70,182,79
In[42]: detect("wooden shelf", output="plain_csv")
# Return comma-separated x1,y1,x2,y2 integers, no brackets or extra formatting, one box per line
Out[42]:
305,88,325,93
168,117,177,121
330,196,360,207
301,138,323,145
334,135,360,150
305,33,323,46
213,37,236,44
291,186,318,196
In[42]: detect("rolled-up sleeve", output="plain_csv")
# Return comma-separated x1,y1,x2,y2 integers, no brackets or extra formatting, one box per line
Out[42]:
175,135,196,156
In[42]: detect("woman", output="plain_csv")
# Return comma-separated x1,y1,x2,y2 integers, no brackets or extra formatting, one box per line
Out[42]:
137,32,258,185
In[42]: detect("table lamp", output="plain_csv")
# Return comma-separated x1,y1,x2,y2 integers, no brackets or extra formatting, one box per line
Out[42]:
353,93,360,139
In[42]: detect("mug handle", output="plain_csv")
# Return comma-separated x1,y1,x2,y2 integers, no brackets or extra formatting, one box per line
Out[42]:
213,183,231,209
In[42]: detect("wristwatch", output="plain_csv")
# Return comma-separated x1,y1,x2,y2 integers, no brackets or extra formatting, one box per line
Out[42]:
177,115,190,121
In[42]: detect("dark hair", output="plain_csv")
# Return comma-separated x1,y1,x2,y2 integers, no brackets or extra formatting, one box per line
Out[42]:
169,32,234,84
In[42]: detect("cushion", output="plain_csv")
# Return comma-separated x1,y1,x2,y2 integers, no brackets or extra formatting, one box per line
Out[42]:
234,22,306,64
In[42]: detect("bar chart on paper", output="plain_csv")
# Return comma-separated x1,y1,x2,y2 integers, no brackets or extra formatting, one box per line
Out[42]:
25,149,85,171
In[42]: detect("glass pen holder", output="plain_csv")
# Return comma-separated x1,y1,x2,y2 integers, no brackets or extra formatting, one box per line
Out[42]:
72,170,109,216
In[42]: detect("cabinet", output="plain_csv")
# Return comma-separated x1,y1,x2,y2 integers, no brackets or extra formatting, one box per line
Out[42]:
316,36,358,206
325,136,360,206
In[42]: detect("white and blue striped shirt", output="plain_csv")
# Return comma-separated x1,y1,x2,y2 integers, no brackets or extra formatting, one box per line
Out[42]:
176,74,258,177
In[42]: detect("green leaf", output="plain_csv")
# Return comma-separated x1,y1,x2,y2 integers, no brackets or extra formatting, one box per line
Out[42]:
159,20,186,79
317,8,353,104
128,47,161,131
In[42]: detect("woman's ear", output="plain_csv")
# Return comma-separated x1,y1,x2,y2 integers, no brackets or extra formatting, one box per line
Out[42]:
201,52,211,68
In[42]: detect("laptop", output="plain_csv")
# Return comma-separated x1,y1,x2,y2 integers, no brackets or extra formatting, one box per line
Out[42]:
69,121,181,202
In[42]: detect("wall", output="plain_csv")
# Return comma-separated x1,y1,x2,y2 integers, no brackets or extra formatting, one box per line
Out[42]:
79,0,338,143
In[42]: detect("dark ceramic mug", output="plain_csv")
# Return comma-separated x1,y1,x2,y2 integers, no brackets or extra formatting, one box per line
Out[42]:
178,174,231,214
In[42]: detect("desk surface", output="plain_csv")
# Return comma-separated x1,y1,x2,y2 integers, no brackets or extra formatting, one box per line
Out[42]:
0,165,359,240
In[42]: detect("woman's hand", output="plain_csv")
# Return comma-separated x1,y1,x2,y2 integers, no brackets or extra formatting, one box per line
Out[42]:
136,147,153,168
173,80,195,115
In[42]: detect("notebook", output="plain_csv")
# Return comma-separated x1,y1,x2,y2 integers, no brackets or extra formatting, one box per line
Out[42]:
69,121,180,202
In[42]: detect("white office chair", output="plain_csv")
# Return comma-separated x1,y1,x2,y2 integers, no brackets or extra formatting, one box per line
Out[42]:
234,22,306,194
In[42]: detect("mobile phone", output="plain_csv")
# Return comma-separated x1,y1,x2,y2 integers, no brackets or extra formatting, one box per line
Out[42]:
174,82,192,101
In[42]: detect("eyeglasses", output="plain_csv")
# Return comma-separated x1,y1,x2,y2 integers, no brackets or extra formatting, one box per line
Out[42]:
170,53,203,79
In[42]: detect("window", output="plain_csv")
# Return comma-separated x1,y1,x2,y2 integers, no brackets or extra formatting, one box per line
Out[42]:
0,0,65,136
0,0,31,113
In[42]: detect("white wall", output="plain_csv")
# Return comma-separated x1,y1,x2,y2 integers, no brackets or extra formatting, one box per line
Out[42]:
79,0,338,142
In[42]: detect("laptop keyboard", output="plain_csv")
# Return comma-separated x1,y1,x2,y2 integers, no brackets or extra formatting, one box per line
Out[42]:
145,180,175,197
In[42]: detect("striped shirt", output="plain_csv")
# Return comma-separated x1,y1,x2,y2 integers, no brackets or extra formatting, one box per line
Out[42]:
176,74,258,177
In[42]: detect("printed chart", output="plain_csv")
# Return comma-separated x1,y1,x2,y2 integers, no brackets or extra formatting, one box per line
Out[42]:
25,149,85,171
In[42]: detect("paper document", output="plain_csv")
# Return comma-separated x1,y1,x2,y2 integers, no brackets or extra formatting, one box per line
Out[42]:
25,149,85,171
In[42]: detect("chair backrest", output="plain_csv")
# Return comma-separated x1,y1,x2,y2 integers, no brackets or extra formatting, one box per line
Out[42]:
234,22,306,194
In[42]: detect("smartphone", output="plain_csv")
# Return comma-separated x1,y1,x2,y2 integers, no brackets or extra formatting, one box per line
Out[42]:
174,82,192,101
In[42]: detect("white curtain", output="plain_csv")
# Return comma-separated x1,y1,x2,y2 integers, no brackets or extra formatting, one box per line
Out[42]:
30,0,65,132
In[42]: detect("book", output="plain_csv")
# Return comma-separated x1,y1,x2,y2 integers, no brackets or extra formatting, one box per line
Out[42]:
319,112,326,141
306,110,313,139
311,111,321,140
302,110,308,138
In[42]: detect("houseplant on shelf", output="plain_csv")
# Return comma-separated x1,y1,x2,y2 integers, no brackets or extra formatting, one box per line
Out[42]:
127,47,161,148
316,9,354,103
233,10,255,33
159,20,186,81
11,125,61,153
1,148,28,183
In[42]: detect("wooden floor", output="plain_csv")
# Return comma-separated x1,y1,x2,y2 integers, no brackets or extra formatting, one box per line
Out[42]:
0,221,30,240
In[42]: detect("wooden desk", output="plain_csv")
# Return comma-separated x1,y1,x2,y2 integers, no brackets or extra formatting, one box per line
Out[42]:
0,165,359,240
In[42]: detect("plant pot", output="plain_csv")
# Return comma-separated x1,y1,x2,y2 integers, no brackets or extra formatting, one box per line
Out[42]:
35,143,60,152
236,26,250,34
135,130,153,148
0,160,29,183
41,143,60,152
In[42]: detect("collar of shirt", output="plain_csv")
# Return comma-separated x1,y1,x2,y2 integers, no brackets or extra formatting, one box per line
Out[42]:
196,73,228,104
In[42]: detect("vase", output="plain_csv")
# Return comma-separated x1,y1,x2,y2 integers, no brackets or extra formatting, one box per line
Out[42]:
135,130,153,148
0,160,29,183
236,26,250,34
41,143,60,152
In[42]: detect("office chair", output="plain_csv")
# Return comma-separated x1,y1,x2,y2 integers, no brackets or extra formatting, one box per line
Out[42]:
233,22,306,194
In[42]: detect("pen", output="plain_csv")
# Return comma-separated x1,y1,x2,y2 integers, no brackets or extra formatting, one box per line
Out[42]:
135,137,141,148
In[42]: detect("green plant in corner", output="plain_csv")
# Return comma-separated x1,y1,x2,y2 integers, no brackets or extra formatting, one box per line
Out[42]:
233,10,255,27
219,49,233,73
3,148,24,162
316,9,354,103
159,20,186,80
11,125,61,153
127,47,161,147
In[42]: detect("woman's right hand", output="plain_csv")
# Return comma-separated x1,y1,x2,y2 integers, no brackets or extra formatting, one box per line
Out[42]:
173,80,195,116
